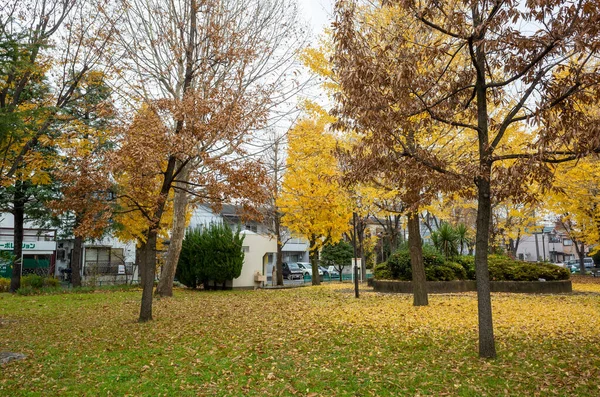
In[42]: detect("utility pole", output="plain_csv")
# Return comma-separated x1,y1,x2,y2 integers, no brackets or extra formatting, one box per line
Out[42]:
353,212,359,298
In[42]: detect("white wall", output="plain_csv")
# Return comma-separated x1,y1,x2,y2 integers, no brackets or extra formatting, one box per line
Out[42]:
233,231,276,288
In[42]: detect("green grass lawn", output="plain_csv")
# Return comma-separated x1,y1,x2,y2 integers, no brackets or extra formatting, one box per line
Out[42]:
1,280,599,396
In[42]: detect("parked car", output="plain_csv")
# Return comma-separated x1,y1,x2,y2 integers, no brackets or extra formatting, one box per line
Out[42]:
566,258,594,273
296,262,323,277
320,265,340,279
282,262,303,280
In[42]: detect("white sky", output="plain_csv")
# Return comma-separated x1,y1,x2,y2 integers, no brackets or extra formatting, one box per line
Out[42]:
298,0,333,40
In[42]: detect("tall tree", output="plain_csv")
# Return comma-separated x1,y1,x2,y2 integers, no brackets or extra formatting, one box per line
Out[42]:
277,104,352,286
108,0,308,298
0,0,115,291
333,0,600,358
547,157,600,272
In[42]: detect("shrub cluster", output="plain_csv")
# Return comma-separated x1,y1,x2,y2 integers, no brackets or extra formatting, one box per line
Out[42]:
176,223,245,289
374,245,467,281
0,277,10,292
374,248,570,282
21,274,61,289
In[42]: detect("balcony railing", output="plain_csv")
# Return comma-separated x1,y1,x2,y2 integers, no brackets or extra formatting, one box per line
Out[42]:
84,262,134,276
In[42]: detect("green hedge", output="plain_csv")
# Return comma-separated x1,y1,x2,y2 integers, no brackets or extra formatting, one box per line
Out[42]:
374,250,570,282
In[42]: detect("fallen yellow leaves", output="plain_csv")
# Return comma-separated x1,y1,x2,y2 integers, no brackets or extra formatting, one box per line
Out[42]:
0,280,599,396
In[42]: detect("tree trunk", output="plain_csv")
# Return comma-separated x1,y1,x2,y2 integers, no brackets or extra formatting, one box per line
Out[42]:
275,213,284,286
139,231,157,322
156,163,190,297
472,3,496,357
71,236,83,287
135,243,142,285
575,241,586,274
276,242,284,286
358,218,366,282
474,174,496,358
10,182,25,292
407,211,428,306
534,233,540,261
309,238,320,286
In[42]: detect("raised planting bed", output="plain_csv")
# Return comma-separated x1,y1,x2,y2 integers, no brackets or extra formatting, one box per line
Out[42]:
372,279,572,294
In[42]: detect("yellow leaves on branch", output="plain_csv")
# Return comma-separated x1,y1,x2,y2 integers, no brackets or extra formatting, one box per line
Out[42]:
546,157,600,248
278,105,351,249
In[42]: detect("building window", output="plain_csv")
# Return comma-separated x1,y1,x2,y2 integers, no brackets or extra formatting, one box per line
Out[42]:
242,246,249,253
563,239,573,246
245,224,258,233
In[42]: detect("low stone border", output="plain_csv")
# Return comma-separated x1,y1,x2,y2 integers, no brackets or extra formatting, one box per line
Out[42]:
372,279,572,294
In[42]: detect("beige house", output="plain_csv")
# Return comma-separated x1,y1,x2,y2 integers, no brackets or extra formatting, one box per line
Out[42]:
235,230,276,289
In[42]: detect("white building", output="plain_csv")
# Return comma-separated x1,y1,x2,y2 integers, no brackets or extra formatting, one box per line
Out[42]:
188,204,277,289
0,212,137,284
515,225,586,263
0,213,58,278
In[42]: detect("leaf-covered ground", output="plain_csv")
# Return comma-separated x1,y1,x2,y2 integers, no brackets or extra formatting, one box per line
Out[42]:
1,278,599,396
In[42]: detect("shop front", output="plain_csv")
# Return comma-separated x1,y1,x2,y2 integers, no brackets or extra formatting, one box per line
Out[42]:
0,241,57,278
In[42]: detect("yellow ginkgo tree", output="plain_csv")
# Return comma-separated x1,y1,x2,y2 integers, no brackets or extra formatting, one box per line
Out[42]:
277,104,352,286
546,157,600,271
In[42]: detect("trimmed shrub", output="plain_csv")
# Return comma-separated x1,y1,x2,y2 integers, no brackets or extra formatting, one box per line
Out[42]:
21,274,45,289
373,262,393,280
20,275,61,291
487,255,569,281
374,252,569,282
444,261,468,280
44,277,61,288
425,265,456,281
455,256,476,279
176,223,245,289
0,277,10,292
376,245,462,281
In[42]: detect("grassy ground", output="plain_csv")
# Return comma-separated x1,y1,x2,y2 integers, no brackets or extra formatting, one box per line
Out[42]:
1,278,599,396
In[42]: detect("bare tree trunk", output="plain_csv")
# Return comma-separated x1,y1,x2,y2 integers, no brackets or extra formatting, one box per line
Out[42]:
139,231,157,322
407,211,428,306
534,233,540,261
275,213,284,286
156,163,190,297
10,182,25,292
71,236,83,287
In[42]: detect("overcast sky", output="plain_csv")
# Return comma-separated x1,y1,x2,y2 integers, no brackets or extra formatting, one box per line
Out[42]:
298,0,333,40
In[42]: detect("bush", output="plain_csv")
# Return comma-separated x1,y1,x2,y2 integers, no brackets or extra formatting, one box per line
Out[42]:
176,223,245,289
455,256,476,279
444,261,468,280
426,265,458,281
374,252,569,282
20,275,61,290
487,255,569,281
376,245,462,281
16,286,35,296
373,262,393,280
21,274,45,289
0,277,10,292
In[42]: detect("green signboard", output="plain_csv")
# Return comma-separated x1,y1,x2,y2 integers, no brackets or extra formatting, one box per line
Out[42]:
0,251,14,278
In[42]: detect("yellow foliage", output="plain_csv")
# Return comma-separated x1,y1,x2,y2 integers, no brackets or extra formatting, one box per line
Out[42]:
546,157,600,248
278,105,352,251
